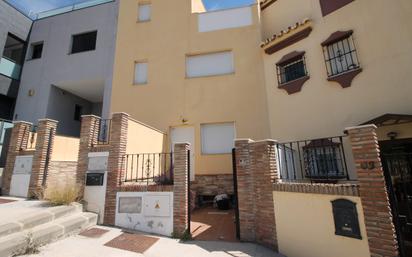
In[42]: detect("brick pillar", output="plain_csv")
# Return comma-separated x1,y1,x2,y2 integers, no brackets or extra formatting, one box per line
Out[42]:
249,140,278,250
234,139,256,241
104,112,129,225
2,121,32,195
173,142,189,237
76,115,100,196
346,125,398,257
28,119,58,197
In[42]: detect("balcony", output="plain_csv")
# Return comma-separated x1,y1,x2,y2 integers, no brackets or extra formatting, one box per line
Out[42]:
0,57,21,80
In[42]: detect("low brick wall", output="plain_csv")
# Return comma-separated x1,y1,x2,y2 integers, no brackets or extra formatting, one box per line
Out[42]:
273,182,359,196
191,174,233,196
46,161,77,188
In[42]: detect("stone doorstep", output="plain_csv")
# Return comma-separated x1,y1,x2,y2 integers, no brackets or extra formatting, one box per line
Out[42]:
0,203,82,239
0,212,97,257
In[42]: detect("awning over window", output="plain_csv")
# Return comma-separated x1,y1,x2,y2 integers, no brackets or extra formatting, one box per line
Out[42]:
360,114,412,127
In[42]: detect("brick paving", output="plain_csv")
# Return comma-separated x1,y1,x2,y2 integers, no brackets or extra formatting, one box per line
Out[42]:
104,232,159,253
191,206,237,242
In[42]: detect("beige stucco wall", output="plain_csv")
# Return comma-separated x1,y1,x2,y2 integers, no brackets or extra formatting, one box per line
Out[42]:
51,135,79,161
111,1,270,175
126,118,166,154
261,0,412,142
191,0,205,13
273,191,370,257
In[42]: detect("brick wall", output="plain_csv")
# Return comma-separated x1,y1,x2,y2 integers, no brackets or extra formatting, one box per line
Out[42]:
47,161,77,188
173,142,189,237
234,139,278,250
191,174,233,196
346,125,399,257
104,112,129,225
2,121,33,194
28,119,57,197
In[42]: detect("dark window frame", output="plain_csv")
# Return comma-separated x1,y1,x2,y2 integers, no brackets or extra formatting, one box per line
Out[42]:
29,41,44,60
276,52,308,85
2,33,26,65
74,104,83,121
70,31,97,54
322,31,360,78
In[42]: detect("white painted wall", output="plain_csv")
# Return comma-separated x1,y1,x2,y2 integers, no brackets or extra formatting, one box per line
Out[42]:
84,151,108,224
198,6,253,32
115,191,174,237
9,155,33,198
186,51,234,78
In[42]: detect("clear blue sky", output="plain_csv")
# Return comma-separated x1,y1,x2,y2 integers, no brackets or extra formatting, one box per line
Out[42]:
6,0,257,18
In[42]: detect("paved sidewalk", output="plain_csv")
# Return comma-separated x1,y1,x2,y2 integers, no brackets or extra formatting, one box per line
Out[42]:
22,226,283,257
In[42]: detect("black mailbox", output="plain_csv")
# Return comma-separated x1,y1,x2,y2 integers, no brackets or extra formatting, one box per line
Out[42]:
331,199,361,239
86,173,104,186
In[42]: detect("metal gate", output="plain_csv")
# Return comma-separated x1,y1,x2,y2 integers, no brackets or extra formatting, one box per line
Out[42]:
382,152,412,257
232,148,240,240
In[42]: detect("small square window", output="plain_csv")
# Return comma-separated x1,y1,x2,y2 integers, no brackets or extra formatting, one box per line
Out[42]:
322,32,360,77
74,104,83,121
138,3,151,22
276,53,308,85
201,122,235,154
30,42,43,59
71,31,97,54
134,62,148,84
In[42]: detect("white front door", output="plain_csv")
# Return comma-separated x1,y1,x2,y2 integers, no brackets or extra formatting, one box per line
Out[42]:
170,126,195,181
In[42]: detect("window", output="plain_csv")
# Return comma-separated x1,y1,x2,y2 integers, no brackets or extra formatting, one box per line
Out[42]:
138,3,151,22
2,33,25,64
71,31,97,54
276,53,308,85
30,42,43,59
322,31,360,77
201,123,235,154
134,62,148,84
303,139,345,179
74,104,83,121
186,51,234,78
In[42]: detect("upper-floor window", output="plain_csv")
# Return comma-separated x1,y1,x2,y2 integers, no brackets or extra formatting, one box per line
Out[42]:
134,61,148,84
138,3,151,22
322,31,360,78
2,33,25,64
71,31,97,54
186,51,234,78
276,52,308,85
29,42,43,60
319,0,354,16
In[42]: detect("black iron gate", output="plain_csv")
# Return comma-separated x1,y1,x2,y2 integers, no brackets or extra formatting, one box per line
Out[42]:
382,152,412,257
232,148,240,240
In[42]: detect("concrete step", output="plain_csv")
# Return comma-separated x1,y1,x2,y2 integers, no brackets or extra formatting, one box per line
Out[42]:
0,203,82,239
0,211,97,257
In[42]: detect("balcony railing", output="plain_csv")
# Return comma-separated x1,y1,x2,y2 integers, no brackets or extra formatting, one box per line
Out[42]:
276,136,353,183
0,57,21,80
32,0,113,20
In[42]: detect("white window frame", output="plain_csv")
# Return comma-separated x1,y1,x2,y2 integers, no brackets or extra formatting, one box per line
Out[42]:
138,3,151,22
201,122,236,155
186,51,235,78
134,61,148,85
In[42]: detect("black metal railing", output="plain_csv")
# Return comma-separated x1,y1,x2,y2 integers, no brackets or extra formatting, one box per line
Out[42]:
276,136,351,183
93,119,111,146
121,153,174,185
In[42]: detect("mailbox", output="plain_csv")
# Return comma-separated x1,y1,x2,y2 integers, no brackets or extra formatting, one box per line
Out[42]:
331,199,361,239
86,173,104,186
